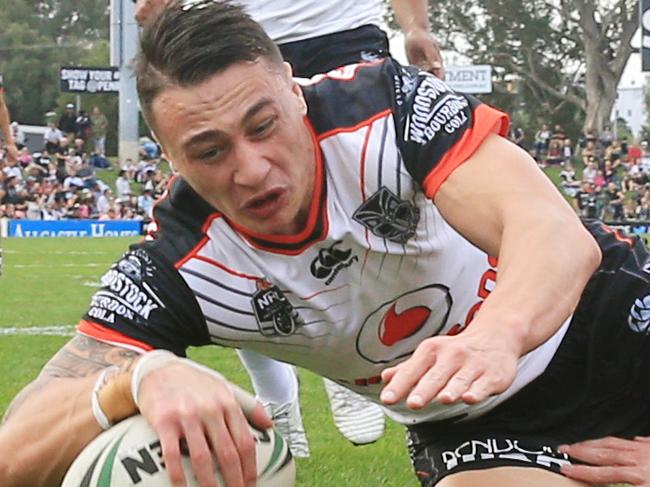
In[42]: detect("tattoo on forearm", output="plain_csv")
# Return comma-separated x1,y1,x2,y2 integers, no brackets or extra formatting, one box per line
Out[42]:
40,334,139,379
3,335,140,422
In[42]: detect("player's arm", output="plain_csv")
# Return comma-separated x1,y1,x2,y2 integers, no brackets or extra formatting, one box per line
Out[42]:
382,133,601,408
390,0,444,77
559,436,650,486
0,334,139,487
0,89,18,164
0,334,269,487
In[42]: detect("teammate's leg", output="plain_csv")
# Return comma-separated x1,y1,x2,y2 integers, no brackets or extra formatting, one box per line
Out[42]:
236,349,310,457
323,378,385,445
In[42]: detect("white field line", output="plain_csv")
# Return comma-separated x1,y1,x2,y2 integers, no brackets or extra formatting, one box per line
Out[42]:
10,263,105,269
2,250,111,255
0,325,76,336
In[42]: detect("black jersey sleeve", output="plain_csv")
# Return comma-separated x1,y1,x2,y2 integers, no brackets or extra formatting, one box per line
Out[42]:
389,61,510,198
78,241,210,357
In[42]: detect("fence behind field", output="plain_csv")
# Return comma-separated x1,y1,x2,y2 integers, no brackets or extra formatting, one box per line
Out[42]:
0,218,144,238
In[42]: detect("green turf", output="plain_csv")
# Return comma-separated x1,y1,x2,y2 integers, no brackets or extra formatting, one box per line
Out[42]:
0,237,417,486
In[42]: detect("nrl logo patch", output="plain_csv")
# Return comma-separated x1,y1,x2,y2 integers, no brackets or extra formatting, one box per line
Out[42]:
352,186,420,244
252,278,305,337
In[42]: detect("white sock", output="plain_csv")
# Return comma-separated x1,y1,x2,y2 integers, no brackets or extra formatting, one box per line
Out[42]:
237,349,298,405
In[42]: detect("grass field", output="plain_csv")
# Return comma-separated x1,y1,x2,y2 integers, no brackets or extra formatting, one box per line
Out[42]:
0,236,418,486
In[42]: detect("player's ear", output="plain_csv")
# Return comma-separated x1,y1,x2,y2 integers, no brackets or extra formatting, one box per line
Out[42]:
286,69,308,116
282,61,294,80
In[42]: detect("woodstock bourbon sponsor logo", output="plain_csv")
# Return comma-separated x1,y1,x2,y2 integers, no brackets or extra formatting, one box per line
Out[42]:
405,75,469,145
310,241,358,285
353,186,420,244
252,278,305,337
89,252,162,324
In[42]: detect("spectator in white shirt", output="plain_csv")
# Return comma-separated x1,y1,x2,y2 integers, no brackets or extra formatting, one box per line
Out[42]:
115,169,132,200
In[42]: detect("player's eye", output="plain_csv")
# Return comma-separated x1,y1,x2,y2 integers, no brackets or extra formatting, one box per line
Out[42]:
196,146,225,162
251,116,277,137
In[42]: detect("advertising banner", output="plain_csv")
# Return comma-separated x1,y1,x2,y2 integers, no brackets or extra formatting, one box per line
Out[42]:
445,65,493,94
59,66,120,93
8,220,143,238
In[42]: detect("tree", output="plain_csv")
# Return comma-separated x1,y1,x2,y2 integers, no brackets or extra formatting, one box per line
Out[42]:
388,0,638,133
0,0,110,125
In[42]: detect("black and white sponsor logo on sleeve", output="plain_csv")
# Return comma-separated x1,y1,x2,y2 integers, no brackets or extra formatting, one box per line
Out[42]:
87,253,164,324
404,76,469,145
393,69,417,107
628,293,650,334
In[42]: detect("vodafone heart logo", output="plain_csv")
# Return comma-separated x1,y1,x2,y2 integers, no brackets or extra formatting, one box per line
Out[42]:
379,304,431,346
356,284,452,364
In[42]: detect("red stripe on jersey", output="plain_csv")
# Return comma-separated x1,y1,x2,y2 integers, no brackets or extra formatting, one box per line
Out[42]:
359,122,373,203
359,121,374,274
175,235,210,269
294,283,350,301
602,225,636,247
192,254,260,281
77,320,154,352
317,109,392,142
421,104,510,199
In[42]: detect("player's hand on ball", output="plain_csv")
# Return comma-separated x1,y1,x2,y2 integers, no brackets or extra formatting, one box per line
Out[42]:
137,359,272,487
379,327,519,408
559,436,650,486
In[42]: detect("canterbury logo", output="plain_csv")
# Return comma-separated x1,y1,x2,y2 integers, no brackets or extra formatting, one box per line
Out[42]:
310,241,358,285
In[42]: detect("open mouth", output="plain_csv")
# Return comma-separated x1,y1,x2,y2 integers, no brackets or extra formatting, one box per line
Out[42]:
248,190,281,208
243,188,286,217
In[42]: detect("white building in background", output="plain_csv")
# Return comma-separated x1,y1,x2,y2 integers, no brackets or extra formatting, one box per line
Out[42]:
611,78,646,139
610,52,646,139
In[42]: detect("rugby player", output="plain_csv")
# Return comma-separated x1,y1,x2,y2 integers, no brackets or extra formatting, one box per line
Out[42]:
134,0,444,453
2,2,650,487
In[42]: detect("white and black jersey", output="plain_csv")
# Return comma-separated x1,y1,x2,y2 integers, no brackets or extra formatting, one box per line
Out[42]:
79,58,570,425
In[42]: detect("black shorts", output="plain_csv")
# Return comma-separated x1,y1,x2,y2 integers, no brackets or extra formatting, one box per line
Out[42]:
278,24,390,78
407,220,650,486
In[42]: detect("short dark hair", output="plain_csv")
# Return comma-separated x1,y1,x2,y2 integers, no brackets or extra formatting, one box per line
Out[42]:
135,0,283,127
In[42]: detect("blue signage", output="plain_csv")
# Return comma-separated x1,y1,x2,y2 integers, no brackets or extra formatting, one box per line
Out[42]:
8,220,143,238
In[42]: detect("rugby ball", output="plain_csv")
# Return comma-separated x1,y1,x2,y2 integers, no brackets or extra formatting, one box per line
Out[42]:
62,415,295,487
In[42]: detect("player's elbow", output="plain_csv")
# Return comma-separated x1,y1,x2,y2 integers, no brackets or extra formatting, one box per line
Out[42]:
583,229,602,274
563,215,602,280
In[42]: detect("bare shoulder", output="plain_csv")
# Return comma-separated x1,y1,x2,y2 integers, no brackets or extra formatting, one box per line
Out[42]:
40,333,140,379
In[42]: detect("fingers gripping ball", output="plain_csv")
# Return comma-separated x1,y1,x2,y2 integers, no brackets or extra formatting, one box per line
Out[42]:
62,415,295,487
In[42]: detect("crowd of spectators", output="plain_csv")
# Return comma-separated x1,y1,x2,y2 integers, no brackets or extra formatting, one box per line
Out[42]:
0,105,170,221
512,123,650,223
5,105,650,225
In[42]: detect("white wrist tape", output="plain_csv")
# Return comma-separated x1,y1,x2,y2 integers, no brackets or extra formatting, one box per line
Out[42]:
130,349,258,415
91,366,119,430
131,349,178,407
